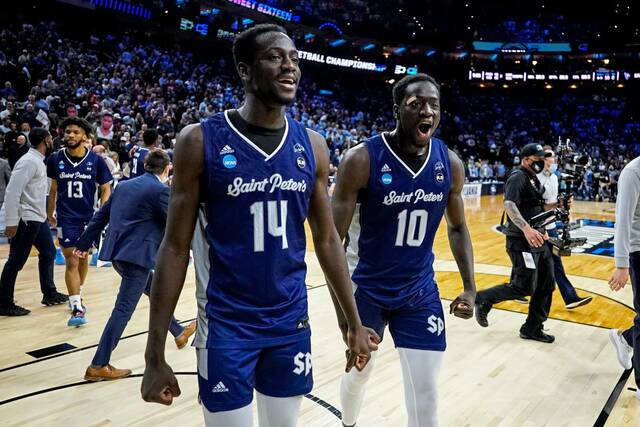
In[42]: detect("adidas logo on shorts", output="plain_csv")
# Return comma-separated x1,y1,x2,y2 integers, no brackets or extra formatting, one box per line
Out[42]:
381,164,391,172
219,145,235,155
212,381,229,393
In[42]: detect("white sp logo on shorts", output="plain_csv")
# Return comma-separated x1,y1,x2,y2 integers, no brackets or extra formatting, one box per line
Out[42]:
427,315,444,336
293,352,312,376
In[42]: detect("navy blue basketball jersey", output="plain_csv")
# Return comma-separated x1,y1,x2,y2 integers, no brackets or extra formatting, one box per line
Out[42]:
129,147,149,178
47,149,113,224
193,111,316,349
346,134,451,308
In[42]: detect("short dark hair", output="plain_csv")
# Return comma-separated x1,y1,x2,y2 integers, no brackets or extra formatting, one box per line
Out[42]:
144,148,170,174
232,23,288,67
29,127,50,147
142,129,159,147
392,74,440,105
59,117,93,136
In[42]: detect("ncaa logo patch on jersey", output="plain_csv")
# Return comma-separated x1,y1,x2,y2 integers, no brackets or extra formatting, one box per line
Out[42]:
381,173,393,185
222,154,237,169
58,161,65,170
296,157,306,169
293,143,305,153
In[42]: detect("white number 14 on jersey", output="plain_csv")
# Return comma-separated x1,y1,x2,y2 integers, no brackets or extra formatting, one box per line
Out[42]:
250,200,288,252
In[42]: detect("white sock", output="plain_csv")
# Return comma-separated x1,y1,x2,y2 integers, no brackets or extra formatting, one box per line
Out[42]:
69,295,82,312
340,351,377,426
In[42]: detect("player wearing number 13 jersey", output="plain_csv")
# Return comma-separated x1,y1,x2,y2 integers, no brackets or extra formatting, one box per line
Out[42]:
141,24,374,427
47,117,112,327
330,74,477,427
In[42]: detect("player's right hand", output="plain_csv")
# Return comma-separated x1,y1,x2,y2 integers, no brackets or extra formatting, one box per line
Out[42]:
48,214,57,228
141,360,181,406
345,324,379,373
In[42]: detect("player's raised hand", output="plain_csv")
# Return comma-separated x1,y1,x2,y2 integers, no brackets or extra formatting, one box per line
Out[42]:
141,361,181,406
345,324,377,372
450,290,476,319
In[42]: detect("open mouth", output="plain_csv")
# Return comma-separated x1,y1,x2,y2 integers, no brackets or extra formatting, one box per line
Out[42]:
418,122,432,135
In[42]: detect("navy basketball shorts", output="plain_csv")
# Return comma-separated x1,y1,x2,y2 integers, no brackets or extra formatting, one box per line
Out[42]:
57,222,89,248
354,287,446,351
197,337,313,412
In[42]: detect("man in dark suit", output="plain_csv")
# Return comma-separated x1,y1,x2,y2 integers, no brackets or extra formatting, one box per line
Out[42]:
74,149,195,381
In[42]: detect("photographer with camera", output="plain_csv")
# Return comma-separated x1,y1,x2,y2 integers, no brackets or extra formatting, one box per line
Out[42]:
538,145,593,310
475,143,556,343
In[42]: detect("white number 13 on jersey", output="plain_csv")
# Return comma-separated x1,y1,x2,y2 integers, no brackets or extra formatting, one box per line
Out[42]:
395,209,428,247
250,201,288,252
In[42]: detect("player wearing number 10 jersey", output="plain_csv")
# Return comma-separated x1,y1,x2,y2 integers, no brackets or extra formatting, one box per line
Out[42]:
47,117,112,327
330,74,477,427
141,24,374,427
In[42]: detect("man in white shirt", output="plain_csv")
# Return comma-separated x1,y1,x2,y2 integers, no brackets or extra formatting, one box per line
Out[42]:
0,128,67,316
608,156,640,386
536,146,592,309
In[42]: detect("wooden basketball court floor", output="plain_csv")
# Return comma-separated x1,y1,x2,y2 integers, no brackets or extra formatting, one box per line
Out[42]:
0,195,637,426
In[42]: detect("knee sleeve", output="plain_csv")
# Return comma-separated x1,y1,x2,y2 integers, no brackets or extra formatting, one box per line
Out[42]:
256,391,302,427
398,348,443,427
202,402,253,427
340,350,378,426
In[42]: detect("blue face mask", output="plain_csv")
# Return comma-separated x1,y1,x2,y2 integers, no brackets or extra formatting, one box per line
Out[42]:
549,164,558,173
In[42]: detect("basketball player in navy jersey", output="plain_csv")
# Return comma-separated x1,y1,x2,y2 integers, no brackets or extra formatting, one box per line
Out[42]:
47,117,113,327
141,24,375,426
128,129,161,179
330,74,476,427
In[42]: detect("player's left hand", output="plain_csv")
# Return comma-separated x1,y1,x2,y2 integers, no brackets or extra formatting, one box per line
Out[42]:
345,324,378,373
450,290,476,319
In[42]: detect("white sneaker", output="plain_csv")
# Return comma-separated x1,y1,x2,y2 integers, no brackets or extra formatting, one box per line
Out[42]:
609,329,633,370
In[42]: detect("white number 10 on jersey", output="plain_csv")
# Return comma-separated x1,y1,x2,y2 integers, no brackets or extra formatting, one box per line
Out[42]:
395,209,428,247
250,201,288,252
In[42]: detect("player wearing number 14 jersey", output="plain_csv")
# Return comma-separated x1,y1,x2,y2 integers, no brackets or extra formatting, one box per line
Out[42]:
47,117,112,327
330,74,477,427
141,24,374,427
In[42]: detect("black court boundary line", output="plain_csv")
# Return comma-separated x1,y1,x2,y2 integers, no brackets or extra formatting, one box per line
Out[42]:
593,369,632,427
0,318,196,374
0,372,342,420
0,285,328,374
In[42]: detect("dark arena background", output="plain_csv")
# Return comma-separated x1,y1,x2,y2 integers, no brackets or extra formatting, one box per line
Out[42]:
0,1,639,426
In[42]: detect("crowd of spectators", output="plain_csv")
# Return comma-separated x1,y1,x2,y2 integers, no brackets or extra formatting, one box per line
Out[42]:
0,21,637,203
